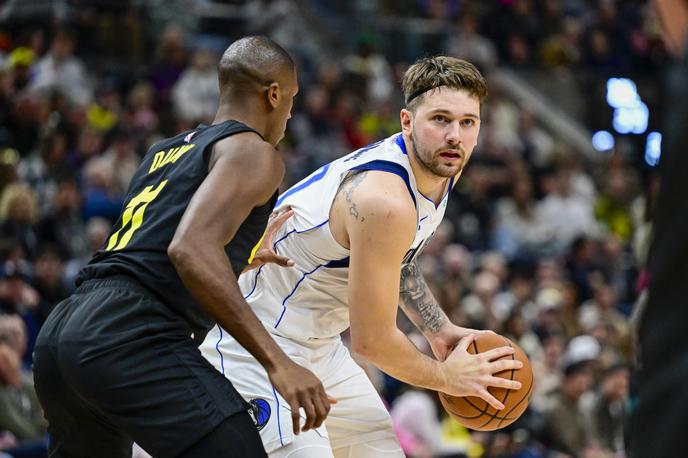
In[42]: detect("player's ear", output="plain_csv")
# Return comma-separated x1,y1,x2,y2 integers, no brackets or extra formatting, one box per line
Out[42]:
400,108,412,136
266,82,281,110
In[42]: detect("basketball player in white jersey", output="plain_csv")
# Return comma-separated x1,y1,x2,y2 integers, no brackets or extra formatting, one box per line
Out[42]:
201,56,523,457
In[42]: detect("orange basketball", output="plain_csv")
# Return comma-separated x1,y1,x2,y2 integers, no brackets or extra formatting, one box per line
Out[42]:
439,333,533,431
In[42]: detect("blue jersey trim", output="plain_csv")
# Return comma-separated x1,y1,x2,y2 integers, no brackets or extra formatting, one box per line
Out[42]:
419,192,435,206
419,176,454,209
272,219,329,247
446,177,454,199
276,164,330,207
243,265,265,300
215,325,225,375
350,160,417,208
272,386,284,446
243,219,329,301
274,254,350,328
418,215,429,230
324,257,350,268
274,263,324,328
395,134,407,155
344,139,385,162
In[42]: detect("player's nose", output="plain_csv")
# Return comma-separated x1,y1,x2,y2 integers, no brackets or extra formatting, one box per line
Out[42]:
446,121,461,145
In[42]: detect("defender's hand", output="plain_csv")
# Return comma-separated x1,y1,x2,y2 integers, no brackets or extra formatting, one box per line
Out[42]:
244,208,295,272
439,334,522,410
267,359,335,435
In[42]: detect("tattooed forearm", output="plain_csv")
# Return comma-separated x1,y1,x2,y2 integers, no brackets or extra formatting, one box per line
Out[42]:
336,171,368,222
399,260,448,334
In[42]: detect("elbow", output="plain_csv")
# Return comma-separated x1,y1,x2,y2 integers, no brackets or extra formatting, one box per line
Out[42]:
350,334,381,361
168,236,193,269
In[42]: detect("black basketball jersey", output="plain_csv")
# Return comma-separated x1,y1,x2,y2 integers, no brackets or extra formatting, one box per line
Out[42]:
78,120,277,336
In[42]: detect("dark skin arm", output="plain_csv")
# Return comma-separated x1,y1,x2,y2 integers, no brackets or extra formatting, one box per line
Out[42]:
168,132,330,434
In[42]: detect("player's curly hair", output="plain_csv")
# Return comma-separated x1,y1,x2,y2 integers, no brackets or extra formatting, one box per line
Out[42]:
402,56,487,109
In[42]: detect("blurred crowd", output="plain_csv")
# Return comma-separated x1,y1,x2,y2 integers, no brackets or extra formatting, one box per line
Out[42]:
0,0,664,457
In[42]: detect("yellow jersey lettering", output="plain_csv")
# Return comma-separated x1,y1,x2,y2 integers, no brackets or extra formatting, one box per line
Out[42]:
148,144,196,174
149,151,165,173
106,180,169,251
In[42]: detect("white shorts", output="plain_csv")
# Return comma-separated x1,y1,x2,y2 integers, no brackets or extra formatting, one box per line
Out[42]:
200,326,400,454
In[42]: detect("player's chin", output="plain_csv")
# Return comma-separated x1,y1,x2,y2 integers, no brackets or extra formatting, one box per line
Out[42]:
435,163,462,178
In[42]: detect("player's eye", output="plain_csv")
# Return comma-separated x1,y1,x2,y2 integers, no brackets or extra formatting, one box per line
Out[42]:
433,115,448,123
461,118,476,127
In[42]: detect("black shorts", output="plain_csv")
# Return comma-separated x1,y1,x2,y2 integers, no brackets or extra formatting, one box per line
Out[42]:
33,275,257,458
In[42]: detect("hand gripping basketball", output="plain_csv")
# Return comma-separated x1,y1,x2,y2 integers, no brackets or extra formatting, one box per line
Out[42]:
439,333,533,431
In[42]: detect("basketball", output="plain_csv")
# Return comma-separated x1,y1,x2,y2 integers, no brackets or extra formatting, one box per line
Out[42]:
439,333,533,431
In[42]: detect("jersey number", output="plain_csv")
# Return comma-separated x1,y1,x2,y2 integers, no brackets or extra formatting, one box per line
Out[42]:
105,180,168,251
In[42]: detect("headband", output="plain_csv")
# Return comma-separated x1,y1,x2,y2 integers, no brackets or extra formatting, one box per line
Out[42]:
405,85,444,105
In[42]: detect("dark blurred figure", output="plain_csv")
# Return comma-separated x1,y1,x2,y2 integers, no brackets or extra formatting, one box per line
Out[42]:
0,338,48,458
590,362,630,456
35,176,88,260
631,1,688,457
31,246,70,323
542,361,596,457
0,183,39,259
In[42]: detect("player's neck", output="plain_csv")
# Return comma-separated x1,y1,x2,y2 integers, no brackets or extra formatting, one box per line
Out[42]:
405,139,452,204
213,106,269,141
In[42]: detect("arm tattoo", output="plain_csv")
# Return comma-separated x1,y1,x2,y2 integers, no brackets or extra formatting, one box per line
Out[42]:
336,171,368,222
399,260,447,334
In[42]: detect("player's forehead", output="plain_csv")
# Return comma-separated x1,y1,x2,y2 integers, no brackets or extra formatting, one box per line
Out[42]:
416,87,481,118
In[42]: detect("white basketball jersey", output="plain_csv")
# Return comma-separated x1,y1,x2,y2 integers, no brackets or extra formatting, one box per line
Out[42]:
239,133,453,339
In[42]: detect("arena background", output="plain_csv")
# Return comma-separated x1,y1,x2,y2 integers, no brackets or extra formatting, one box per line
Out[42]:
0,0,665,456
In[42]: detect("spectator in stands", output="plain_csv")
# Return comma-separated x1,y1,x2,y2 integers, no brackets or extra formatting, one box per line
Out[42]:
0,316,26,362
127,81,160,141
81,156,125,223
66,127,103,171
86,81,121,134
30,28,93,107
588,362,630,455
543,360,594,456
447,14,497,71
535,167,600,252
18,130,71,216
530,331,565,411
493,174,555,258
461,270,508,332
34,175,88,260
98,128,140,196
31,246,70,323
0,149,20,197
595,168,636,242
172,48,219,127
343,36,395,105
63,216,111,286
0,341,47,452
0,183,39,259
149,23,187,117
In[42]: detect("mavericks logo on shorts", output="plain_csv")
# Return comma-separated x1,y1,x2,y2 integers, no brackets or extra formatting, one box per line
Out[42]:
248,398,271,431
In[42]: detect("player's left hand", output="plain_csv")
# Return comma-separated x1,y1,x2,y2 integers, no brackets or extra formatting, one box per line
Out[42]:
429,324,497,361
243,207,295,272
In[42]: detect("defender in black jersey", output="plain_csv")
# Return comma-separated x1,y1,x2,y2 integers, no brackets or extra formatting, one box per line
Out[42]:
33,36,331,458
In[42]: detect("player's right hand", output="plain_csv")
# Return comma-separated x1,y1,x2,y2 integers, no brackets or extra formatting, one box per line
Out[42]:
243,207,295,272
267,359,335,435
439,334,523,410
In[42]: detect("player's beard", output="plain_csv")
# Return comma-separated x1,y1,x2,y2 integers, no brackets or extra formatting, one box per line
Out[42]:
410,126,465,178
